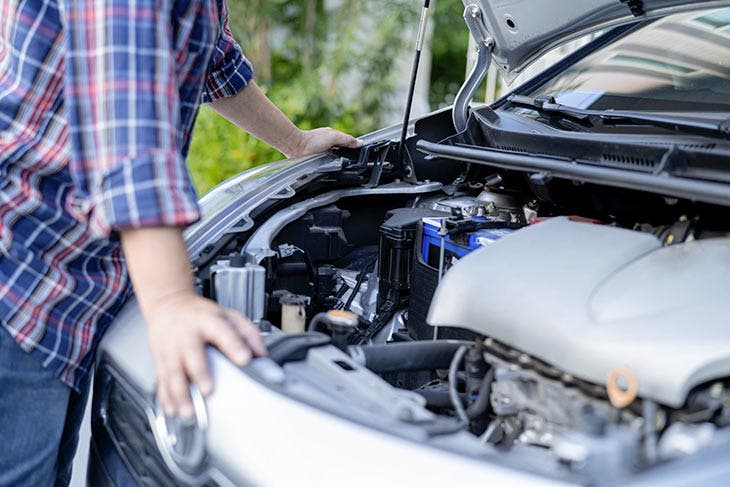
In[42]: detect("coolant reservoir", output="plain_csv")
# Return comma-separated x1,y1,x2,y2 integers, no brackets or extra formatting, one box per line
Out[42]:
211,256,266,323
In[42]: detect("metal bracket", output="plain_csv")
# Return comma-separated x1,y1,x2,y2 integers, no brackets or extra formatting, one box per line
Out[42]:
366,143,391,188
453,4,494,133
329,139,399,185
620,0,645,17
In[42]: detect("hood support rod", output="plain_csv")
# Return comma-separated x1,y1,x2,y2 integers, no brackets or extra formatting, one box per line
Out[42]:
396,0,432,184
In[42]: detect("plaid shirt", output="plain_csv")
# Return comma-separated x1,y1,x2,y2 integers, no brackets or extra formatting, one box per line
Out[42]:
0,0,253,391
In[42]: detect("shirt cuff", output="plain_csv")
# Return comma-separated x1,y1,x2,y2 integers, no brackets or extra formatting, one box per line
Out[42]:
202,49,254,103
85,150,201,237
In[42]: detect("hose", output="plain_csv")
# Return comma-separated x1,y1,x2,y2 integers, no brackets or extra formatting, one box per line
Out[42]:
415,390,468,410
348,340,471,373
449,346,470,424
466,367,495,419
343,258,377,311
307,312,330,332
349,340,494,425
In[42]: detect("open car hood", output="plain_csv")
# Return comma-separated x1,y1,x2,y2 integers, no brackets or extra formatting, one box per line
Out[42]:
464,0,730,81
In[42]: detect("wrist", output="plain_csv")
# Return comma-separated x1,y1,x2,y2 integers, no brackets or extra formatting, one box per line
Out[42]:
139,286,198,324
283,128,307,159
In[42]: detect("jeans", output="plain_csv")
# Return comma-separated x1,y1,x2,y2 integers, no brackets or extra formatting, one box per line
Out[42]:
0,327,90,487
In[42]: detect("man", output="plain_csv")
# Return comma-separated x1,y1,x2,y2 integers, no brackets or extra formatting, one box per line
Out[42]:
0,0,361,484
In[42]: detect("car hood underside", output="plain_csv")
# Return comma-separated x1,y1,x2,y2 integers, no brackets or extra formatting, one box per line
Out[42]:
465,0,730,80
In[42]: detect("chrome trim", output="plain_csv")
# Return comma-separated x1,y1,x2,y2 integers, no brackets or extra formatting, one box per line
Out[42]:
148,385,209,486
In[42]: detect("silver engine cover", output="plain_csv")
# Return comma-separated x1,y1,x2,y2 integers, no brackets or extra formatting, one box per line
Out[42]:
427,217,730,407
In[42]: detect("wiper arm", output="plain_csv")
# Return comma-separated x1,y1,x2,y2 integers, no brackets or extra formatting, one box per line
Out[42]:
508,94,593,121
508,94,730,139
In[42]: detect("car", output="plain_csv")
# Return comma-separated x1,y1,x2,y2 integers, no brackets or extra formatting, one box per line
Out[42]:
87,1,730,485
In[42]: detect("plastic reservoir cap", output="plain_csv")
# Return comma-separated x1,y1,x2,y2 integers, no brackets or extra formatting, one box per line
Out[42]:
279,293,309,306
326,310,359,328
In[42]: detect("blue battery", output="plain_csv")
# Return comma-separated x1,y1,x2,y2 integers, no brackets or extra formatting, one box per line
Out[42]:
420,217,514,267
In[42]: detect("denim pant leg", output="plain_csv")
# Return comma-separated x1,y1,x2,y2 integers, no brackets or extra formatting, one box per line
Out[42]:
55,377,90,487
0,327,87,487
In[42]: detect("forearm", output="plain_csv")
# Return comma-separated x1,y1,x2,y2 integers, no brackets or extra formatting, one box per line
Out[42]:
209,81,303,158
120,227,194,317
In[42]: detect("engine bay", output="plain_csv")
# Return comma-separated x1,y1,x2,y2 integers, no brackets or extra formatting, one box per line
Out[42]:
194,130,730,483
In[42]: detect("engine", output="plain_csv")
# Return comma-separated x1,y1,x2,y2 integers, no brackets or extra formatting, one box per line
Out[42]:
424,215,730,470
204,178,730,482
429,216,730,409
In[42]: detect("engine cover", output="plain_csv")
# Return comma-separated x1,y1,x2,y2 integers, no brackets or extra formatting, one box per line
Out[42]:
427,217,730,407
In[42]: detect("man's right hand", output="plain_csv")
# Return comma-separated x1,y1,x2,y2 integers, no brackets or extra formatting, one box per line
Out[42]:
120,226,266,420
146,290,266,419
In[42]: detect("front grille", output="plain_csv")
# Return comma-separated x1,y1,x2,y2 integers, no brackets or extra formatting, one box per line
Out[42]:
99,366,218,486
105,379,180,486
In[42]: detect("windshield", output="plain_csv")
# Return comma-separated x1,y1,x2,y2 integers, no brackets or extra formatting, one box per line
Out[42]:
525,7,730,113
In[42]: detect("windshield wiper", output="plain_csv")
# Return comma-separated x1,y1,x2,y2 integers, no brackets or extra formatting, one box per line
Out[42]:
508,94,730,139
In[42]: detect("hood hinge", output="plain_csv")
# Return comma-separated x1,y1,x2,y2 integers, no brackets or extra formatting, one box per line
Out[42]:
453,4,496,133
620,0,645,17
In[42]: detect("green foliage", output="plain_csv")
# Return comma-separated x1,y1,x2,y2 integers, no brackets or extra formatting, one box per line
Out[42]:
188,106,282,195
187,0,468,195
430,0,470,108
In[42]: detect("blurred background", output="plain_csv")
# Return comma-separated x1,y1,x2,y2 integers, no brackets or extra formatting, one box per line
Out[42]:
189,0,474,193
188,0,587,194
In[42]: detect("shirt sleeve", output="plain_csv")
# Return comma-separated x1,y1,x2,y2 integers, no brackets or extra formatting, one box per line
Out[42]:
60,0,200,238
201,0,254,103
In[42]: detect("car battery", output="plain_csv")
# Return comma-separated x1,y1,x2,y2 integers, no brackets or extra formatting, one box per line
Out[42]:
419,217,516,269
408,216,517,341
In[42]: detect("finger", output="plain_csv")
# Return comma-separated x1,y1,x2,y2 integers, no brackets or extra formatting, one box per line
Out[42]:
182,338,213,397
349,136,364,148
202,314,252,367
223,310,267,357
168,365,195,420
153,351,177,416
157,381,175,417
330,130,362,149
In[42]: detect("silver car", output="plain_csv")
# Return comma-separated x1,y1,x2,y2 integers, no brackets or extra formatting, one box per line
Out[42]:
88,1,730,485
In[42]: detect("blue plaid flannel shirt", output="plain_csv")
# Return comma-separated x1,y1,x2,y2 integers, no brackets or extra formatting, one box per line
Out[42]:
0,0,253,390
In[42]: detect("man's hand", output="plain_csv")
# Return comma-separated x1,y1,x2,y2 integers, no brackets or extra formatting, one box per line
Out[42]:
209,81,362,159
287,127,362,159
146,290,266,419
120,227,266,420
